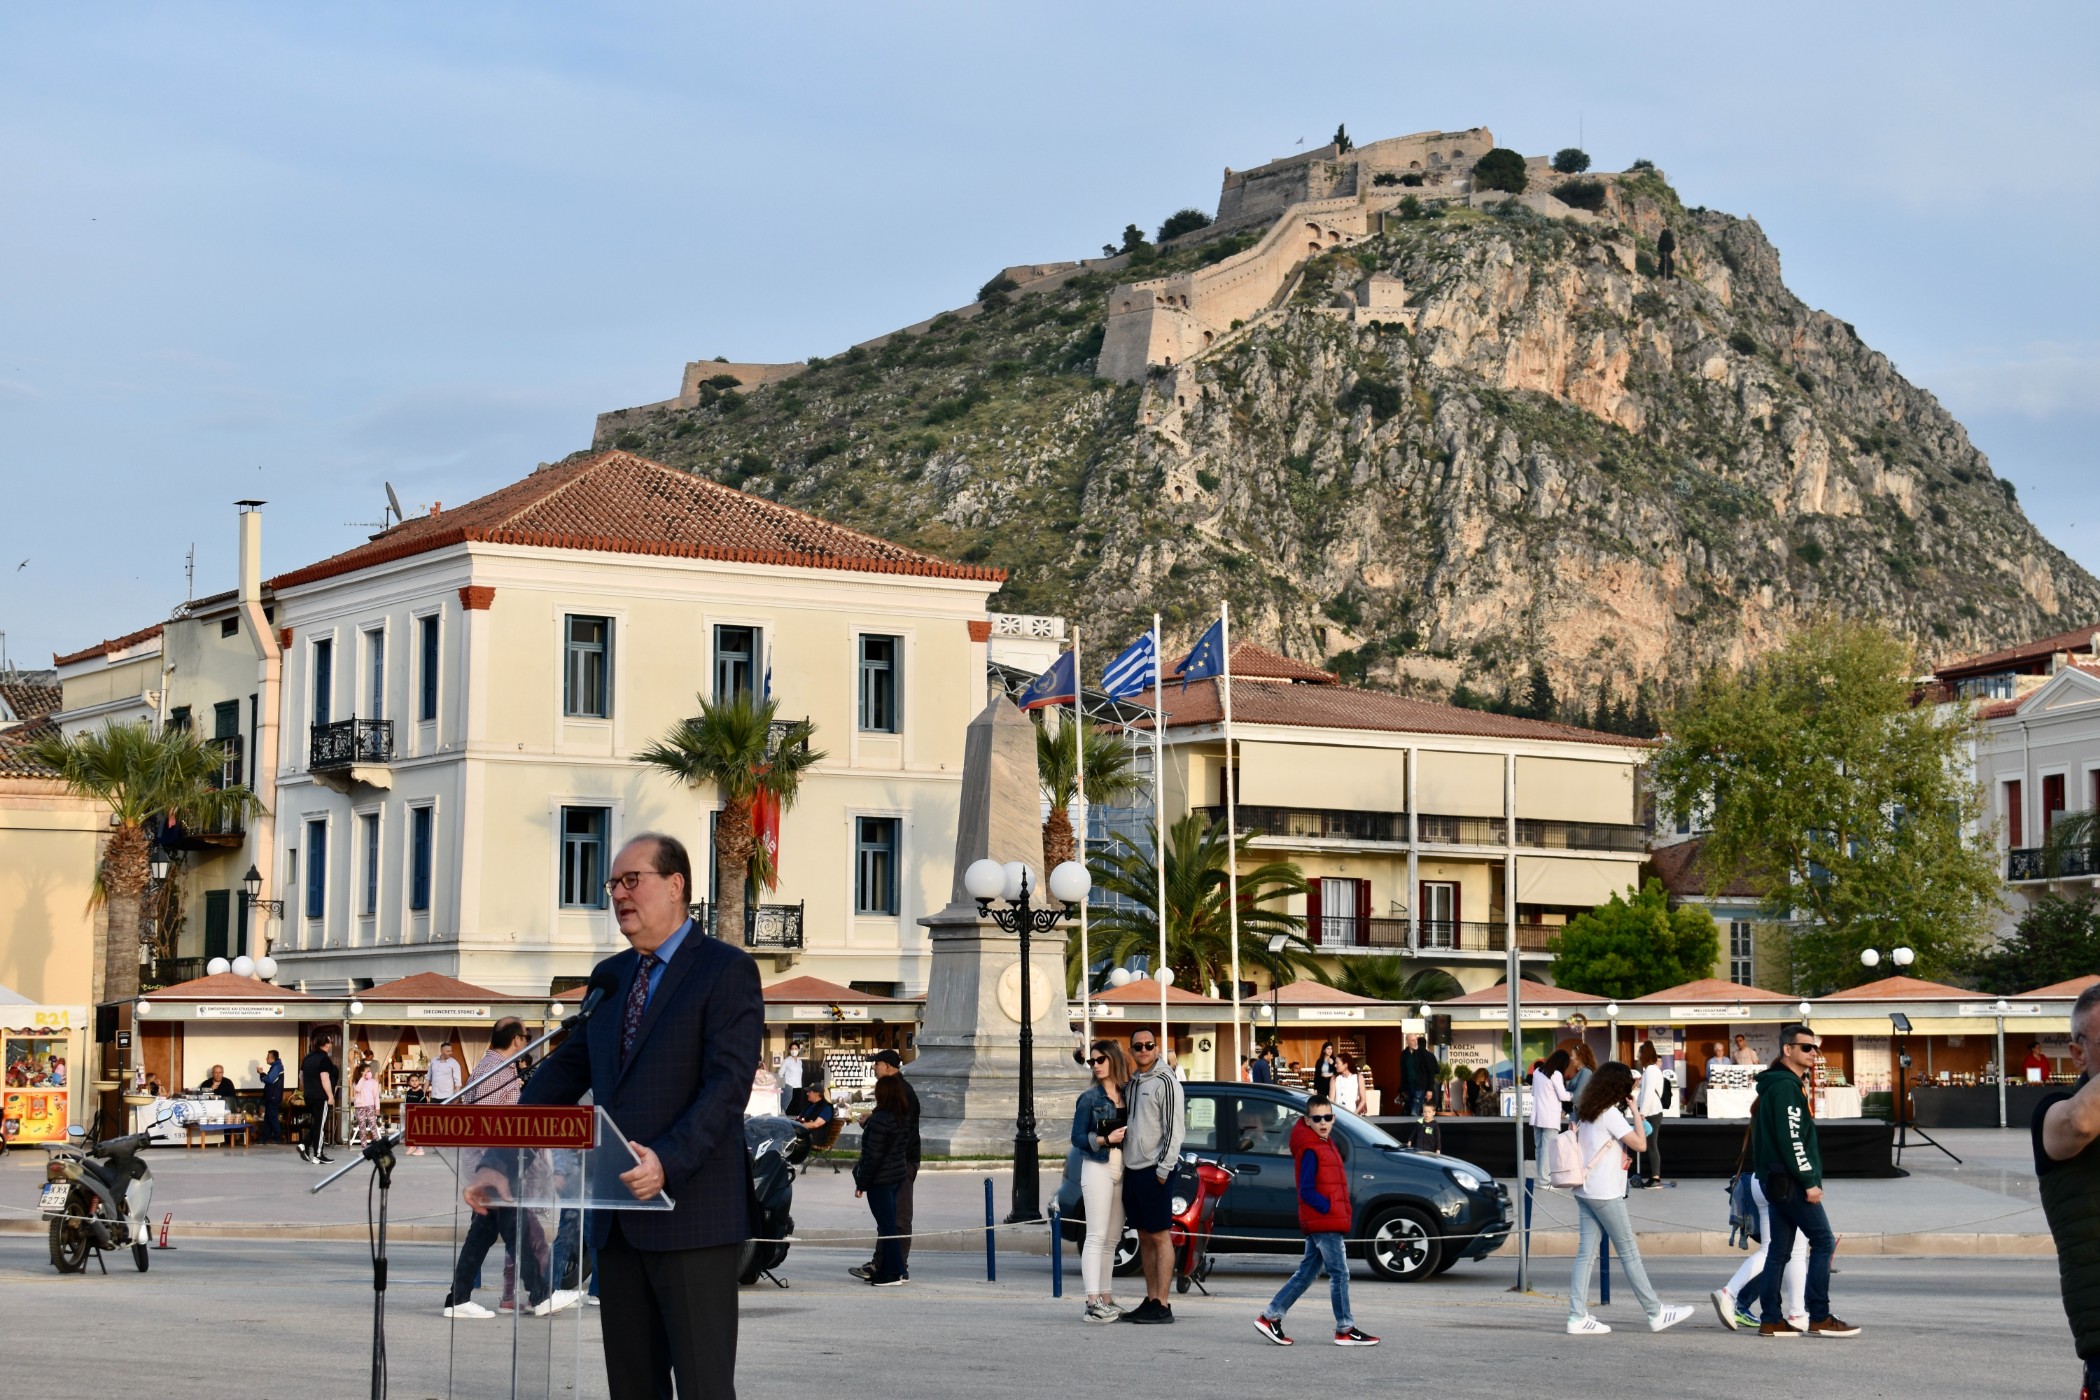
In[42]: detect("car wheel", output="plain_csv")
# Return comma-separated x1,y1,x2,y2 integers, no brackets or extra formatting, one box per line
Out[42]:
1364,1206,1442,1282
1110,1225,1142,1277
1431,1250,1461,1276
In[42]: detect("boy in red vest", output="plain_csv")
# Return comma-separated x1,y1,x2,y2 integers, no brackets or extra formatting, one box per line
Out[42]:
1253,1094,1380,1347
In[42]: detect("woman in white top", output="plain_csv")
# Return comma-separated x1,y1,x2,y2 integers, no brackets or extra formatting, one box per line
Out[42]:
1331,1055,1362,1115
1634,1042,1668,1186
1565,1061,1693,1336
1531,1049,1574,1181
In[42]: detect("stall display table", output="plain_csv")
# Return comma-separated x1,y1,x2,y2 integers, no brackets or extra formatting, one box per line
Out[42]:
186,1120,250,1149
1911,1082,2057,1129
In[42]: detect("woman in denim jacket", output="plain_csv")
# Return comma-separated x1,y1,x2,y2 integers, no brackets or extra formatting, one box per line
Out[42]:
1070,1039,1132,1322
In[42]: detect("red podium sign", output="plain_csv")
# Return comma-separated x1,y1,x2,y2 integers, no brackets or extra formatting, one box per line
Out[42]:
402,1103,597,1149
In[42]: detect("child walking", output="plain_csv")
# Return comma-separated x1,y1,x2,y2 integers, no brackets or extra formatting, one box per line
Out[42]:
1253,1095,1379,1347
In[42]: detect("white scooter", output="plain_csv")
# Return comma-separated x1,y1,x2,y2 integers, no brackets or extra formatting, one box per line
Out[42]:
41,1114,157,1273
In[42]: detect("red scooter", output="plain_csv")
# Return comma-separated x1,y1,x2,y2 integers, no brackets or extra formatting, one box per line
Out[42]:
1171,1157,1234,1294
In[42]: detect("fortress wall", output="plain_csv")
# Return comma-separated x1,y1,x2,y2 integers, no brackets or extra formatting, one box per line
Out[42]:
678,361,808,401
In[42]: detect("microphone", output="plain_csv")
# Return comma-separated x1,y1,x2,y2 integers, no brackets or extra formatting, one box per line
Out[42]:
567,967,622,1026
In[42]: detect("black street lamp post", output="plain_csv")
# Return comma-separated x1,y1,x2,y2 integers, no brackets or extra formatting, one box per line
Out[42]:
964,857,1091,1224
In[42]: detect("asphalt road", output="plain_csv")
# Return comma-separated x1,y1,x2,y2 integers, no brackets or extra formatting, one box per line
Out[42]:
0,1233,2072,1399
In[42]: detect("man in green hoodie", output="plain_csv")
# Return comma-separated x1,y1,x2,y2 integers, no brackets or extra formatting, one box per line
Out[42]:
1748,1024,1859,1338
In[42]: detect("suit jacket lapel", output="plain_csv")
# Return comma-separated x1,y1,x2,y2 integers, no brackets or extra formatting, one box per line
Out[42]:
613,934,705,1090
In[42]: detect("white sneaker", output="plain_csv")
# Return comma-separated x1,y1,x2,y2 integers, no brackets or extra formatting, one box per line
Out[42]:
532,1290,583,1316
1649,1305,1695,1333
1710,1288,1738,1329
585,1294,600,1306
1567,1315,1611,1335
443,1301,496,1319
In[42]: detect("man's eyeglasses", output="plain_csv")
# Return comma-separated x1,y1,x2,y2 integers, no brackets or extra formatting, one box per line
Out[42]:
1306,1114,1335,1123
603,871,664,894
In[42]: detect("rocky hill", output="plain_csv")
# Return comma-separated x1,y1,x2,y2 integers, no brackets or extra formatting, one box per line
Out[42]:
589,168,2100,723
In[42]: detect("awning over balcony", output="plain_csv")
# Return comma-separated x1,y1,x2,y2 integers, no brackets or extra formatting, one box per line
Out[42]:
1238,741,1403,813
1514,854,1638,906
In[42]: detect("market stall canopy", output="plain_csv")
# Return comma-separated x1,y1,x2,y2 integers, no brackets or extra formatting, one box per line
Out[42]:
2023,975,2100,1000
1443,979,1610,1023
758,974,918,1024
1811,973,2055,1034
1821,974,1971,1002
1081,977,1229,1024
359,971,509,1003
139,972,329,1019
0,982,32,1005
1258,980,1423,1026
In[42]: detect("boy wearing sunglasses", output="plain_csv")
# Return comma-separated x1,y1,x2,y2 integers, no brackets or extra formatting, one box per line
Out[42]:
1253,1095,1379,1347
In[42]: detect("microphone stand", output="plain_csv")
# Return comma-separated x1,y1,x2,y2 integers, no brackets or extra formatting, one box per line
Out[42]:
311,1000,604,1400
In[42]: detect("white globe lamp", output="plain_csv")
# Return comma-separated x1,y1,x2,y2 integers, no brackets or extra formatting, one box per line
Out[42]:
134,1000,151,1018
255,955,278,982
349,999,365,1016
1893,946,1915,968
1605,1002,1620,1018
1107,967,1133,988
1158,967,1176,987
963,858,1006,902
1048,861,1091,904
1860,948,1881,969
1797,1001,1813,1019
206,956,231,977
231,955,256,979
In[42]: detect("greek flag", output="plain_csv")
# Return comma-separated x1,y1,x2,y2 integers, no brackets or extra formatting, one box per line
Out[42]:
1101,632,1158,700
1017,649,1077,711
1176,617,1227,690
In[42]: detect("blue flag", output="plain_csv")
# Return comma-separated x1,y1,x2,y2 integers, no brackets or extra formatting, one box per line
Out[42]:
1018,650,1077,711
1101,632,1158,700
1175,617,1226,690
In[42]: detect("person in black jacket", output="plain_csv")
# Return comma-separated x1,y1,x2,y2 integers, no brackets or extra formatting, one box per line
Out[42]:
853,1073,914,1286
853,1049,921,1281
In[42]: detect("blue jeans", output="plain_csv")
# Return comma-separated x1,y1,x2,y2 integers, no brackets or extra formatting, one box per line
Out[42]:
1569,1193,1662,1322
866,1184,905,1283
1758,1178,1835,1324
1264,1232,1352,1330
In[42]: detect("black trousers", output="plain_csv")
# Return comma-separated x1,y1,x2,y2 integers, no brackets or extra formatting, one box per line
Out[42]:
301,1102,330,1157
868,1169,917,1269
596,1222,740,1400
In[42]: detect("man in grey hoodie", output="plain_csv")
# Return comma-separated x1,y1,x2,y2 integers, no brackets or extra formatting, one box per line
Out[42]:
1119,1029,1185,1324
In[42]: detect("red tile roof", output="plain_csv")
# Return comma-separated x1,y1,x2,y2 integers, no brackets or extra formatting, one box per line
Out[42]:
761,975,904,1005
1168,641,1337,684
2022,975,2100,1000
146,972,320,1000
1137,676,1652,748
0,680,61,724
268,450,1005,590
0,713,60,778
1445,981,1611,1006
1270,982,1391,1005
1820,973,1971,1001
1090,977,1229,1007
1935,623,2100,681
1626,977,1799,1005
52,622,163,668
1648,839,1761,899
359,971,508,1002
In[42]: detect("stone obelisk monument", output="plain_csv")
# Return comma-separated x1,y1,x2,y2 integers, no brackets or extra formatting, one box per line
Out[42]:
909,692,1089,1155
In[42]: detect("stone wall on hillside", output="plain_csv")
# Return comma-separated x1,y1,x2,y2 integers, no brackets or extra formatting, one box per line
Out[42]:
1216,127,1495,226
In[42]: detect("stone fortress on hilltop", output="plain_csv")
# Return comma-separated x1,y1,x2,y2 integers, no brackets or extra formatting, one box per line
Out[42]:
595,127,1634,442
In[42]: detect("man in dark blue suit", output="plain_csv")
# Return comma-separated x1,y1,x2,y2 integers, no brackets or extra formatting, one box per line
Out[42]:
471,832,762,1399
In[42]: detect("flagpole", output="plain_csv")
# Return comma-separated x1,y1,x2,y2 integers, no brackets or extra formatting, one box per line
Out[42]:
1074,626,1090,1052
1153,612,1168,1048
1222,602,1242,1078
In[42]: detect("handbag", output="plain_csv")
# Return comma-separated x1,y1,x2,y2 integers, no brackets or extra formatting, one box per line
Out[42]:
1546,1124,1617,1190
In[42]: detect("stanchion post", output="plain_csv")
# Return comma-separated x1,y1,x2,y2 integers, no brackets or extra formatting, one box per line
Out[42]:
1600,1232,1611,1305
985,1177,997,1282
1049,1206,1063,1298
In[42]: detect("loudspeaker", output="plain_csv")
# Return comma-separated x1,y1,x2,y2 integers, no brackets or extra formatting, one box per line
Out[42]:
1429,1014,1453,1047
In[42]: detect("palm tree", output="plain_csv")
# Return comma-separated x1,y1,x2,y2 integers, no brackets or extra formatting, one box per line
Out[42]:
1034,716,1148,870
1315,955,1464,1005
1081,811,1314,993
635,693,824,943
31,721,264,1007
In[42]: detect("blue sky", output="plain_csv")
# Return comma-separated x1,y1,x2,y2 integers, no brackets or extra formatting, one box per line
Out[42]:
4,2,2096,667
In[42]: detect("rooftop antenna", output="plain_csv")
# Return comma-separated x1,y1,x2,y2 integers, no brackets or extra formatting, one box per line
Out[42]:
184,544,195,602
384,482,405,528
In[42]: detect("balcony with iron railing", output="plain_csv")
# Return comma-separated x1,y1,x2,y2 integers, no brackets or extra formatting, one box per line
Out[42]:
1211,805,1645,855
1308,916,1558,956
1210,805,1408,844
311,717,394,771
2009,845,2100,883
1515,818,1648,853
690,899,805,950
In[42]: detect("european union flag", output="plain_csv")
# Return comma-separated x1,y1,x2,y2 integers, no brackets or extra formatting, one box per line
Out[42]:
1018,649,1077,711
1176,617,1226,691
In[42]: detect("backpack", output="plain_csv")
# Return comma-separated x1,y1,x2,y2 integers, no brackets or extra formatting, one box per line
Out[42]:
1658,1070,1675,1110
1546,1124,1618,1190
1726,1113,1760,1249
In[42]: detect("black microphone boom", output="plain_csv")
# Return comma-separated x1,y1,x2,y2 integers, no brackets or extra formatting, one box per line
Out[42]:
567,967,622,1025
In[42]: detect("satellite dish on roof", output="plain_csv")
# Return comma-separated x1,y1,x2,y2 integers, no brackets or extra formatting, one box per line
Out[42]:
384,482,405,527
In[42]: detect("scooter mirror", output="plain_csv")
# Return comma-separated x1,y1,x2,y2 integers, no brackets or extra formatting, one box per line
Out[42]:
67,1126,86,1140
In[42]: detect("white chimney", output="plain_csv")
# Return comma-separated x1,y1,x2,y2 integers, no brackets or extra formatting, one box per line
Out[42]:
236,500,264,605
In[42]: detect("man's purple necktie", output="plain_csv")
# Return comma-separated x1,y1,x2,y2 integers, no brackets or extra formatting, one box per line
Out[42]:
621,953,659,1063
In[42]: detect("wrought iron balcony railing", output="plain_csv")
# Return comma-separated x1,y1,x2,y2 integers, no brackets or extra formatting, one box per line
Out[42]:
2009,845,2100,882
310,717,394,770
1311,917,1557,954
689,899,805,950
1202,805,1407,843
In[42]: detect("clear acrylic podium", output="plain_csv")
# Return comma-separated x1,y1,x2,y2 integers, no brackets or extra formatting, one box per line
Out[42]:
436,1106,674,1400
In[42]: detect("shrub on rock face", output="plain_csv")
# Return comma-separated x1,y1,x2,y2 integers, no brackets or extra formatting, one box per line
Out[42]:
1397,194,1425,221
977,274,1020,306
1156,208,1212,242
1551,147,1591,174
1728,330,1757,355
1471,147,1528,194
1552,178,1607,211
1630,157,1656,171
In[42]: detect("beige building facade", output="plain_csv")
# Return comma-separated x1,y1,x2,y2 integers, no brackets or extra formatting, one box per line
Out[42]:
262,451,1003,998
0,678,104,1009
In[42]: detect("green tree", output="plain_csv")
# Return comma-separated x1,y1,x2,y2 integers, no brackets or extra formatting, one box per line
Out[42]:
1516,661,1557,721
1548,879,1721,998
1119,223,1147,254
1034,716,1148,871
32,721,265,1006
1470,147,1529,194
1313,955,1463,1004
635,693,825,942
1156,208,1212,242
1960,894,2100,995
1650,620,1999,993
1082,812,1311,993
1332,124,1353,154
1551,147,1591,174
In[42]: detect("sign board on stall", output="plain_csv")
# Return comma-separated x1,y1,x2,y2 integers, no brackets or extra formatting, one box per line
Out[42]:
789,1005,870,1021
1958,1003,2042,1017
1301,1007,1365,1021
197,1004,287,1019
1089,1005,1125,1019
1670,1005,1750,1019
1468,1007,1560,1021
405,1005,489,1020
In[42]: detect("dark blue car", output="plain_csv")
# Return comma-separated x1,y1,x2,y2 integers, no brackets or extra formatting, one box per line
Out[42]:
1058,1081,1511,1281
